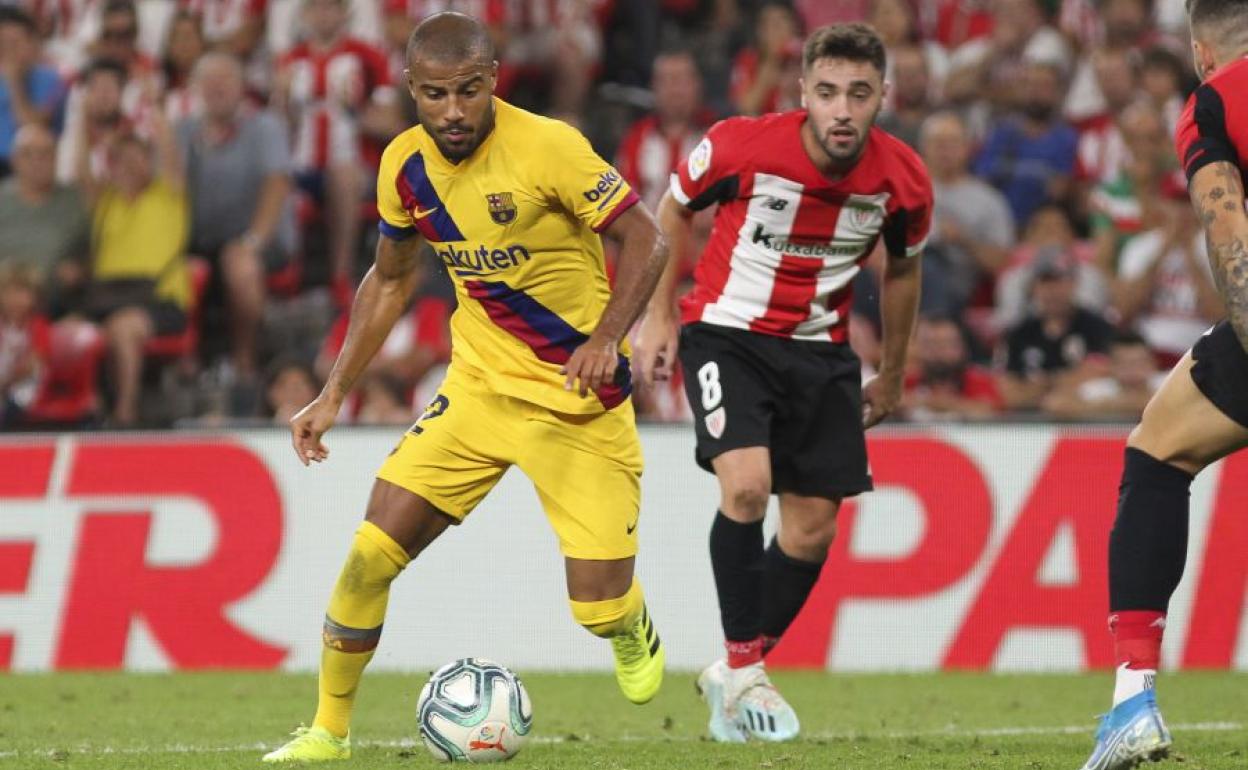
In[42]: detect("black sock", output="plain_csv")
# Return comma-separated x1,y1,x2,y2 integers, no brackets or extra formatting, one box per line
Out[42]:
709,511,764,642
761,537,825,648
1108,447,1193,611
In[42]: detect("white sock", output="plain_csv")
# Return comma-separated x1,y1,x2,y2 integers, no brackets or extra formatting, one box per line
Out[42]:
1113,663,1156,707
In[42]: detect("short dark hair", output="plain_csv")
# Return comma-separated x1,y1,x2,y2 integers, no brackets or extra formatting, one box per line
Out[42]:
0,6,36,34
1110,329,1149,349
1188,0,1248,36
82,57,129,86
802,23,886,74
407,11,494,67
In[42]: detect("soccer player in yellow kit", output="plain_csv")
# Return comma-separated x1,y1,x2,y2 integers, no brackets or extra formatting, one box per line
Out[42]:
263,12,669,763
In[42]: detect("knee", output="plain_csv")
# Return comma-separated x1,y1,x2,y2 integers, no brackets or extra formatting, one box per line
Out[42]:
780,517,838,562
223,246,263,288
722,482,770,523
1127,420,1205,474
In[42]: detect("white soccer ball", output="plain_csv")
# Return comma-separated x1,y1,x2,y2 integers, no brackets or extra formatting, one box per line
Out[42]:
417,657,533,763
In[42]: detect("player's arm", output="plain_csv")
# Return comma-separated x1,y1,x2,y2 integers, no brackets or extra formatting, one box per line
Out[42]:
635,190,693,385
288,234,424,464
563,202,669,396
864,247,923,428
1189,160,1248,352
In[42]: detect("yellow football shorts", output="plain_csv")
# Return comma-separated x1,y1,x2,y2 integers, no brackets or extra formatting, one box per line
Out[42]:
376,370,644,560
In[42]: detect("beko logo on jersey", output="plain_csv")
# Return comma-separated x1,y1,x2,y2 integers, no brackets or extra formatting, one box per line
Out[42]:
750,225,861,257
583,170,623,203
438,243,533,273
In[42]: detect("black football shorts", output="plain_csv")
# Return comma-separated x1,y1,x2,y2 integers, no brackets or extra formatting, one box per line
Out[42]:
677,322,872,500
1190,320,1248,429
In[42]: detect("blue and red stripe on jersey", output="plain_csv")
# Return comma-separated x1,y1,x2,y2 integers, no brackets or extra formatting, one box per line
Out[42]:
381,151,467,243
464,279,632,409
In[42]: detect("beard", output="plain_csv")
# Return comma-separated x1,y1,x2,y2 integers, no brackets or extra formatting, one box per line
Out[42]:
1022,101,1057,123
815,107,880,166
425,103,496,163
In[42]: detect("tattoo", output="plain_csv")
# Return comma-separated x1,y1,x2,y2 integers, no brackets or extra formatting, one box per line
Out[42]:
1227,201,1239,212
1192,162,1248,353
1211,187,1226,201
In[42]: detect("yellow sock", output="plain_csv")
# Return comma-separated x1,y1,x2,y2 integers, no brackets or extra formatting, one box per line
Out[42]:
569,579,644,638
313,521,410,738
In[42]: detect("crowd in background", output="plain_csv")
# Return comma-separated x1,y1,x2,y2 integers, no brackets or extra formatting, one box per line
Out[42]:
0,0,1217,428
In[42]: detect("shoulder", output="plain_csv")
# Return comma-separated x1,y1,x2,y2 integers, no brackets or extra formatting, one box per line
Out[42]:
1204,57,1248,99
870,128,932,205
380,124,427,169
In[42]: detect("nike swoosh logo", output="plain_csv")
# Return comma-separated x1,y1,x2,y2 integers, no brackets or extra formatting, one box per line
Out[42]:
626,518,639,535
412,206,439,220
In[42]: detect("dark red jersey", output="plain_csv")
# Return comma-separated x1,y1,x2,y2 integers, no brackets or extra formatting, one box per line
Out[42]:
1175,56,1248,185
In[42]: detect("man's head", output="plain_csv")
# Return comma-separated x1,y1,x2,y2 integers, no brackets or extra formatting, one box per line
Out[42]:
890,45,930,110
757,1,802,58
11,124,57,193
915,315,970,382
988,0,1045,52
1029,245,1077,319
405,12,497,162
1187,0,1248,79
97,0,139,62
1141,45,1185,100
0,7,39,69
1103,0,1151,47
920,111,971,180
194,52,246,122
870,0,918,45
110,133,154,196
800,23,888,167
166,11,206,74
1019,60,1066,124
652,49,702,127
1108,330,1157,390
0,263,40,323
81,58,128,123
1092,47,1140,113
303,0,347,46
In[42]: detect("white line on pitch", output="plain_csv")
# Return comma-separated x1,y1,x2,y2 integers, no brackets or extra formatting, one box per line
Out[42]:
0,722,1241,759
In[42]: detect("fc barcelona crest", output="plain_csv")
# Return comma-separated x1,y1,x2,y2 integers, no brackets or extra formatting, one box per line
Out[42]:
486,192,517,224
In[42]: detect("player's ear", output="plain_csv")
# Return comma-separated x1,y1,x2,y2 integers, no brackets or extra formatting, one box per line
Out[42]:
404,67,417,98
881,78,892,104
799,76,807,109
490,60,500,89
1191,37,1218,80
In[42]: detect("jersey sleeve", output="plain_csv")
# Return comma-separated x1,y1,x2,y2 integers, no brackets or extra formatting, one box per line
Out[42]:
1176,83,1238,183
670,119,743,211
882,159,934,259
540,121,639,233
376,139,417,241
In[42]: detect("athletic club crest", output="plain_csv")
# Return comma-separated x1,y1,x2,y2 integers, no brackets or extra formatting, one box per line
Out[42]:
486,192,517,224
704,405,726,439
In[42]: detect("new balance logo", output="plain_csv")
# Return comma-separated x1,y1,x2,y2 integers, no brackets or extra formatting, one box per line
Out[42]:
763,196,788,211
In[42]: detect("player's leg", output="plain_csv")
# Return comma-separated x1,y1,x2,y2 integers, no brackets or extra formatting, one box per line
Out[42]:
265,378,512,763
518,398,664,705
763,493,839,652
1082,340,1248,770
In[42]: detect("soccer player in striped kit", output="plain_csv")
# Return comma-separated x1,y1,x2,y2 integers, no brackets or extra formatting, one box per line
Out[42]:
637,23,931,743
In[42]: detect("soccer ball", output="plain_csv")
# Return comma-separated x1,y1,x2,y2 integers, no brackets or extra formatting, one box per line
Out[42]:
417,657,533,763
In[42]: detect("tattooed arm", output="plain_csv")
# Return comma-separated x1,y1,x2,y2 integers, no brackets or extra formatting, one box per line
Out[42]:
1190,160,1248,353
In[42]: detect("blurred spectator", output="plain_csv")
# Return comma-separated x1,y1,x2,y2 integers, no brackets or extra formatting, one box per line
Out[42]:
994,202,1105,332
1139,45,1187,136
920,111,1015,315
315,291,450,419
903,315,1005,421
0,125,90,285
56,58,130,184
89,0,161,115
29,0,104,75
945,0,1071,110
181,0,268,61
931,0,995,50
1071,47,1140,187
871,0,949,106
1042,329,1162,420
78,117,189,426
999,246,1113,409
0,6,66,178
180,51,296,378
261,354,319,423
355,371,414,425
274,0,399,291
877,45,936,149
795,0,871,30
506,0,608,116
973,60,1077,228
730,0,802,116
161,11,207,122
1113,193,1222,365
0,262,51,427
616,48,711,211
1088,100,1173,273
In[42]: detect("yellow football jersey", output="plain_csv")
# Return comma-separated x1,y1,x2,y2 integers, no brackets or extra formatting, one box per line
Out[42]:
377,98,639,415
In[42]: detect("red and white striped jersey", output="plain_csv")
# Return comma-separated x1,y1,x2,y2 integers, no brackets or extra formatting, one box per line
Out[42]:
383,0,508,23
670,111,932,343
180,0,266,45
278,37,392,171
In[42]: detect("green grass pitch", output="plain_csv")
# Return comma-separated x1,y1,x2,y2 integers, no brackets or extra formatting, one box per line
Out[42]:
2,671,1245,769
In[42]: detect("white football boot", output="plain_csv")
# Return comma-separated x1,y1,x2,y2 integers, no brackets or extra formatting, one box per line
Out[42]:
724,662,800,742
696,659,747,743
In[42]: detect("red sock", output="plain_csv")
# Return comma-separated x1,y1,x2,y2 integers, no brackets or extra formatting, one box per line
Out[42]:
1110,610,1165,670
725,637,763,669
760,635,780,657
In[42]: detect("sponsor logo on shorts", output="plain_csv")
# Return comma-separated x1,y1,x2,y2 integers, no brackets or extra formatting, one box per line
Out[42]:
704,405,726,439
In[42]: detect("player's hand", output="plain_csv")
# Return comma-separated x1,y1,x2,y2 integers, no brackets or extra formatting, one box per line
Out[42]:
289,395,339,466
563,332,619,397
862,371,903,429
635,311,679,387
